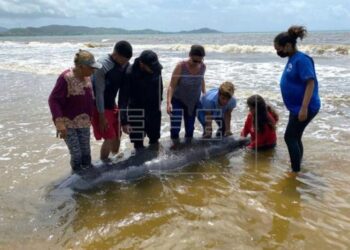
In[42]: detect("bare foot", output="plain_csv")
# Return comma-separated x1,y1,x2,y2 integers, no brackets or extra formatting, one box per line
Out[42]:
286,171,299,178
112,152,124,159
100,157,112,164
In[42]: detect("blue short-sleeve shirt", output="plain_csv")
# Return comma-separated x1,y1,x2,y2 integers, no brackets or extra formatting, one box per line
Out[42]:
280,51,321,115
200,88,236,118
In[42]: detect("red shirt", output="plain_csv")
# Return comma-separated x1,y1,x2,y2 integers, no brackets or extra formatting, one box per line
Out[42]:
241,111,277,149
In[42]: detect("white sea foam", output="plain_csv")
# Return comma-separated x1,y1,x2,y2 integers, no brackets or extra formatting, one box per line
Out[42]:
133,43,350,56
1,41,348,56
38,159,53,164
0,36,349,88
26,41,86,49
303,44,350,56
0,63,66,75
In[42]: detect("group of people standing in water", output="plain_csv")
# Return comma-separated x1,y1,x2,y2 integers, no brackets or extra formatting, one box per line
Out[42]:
48,25,321,177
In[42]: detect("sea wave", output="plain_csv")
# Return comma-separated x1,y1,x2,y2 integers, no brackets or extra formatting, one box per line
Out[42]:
84,42,110,48
0,41,349,56
135,44,350,56
0,41,98,49
0,40,349,75
26,41,88,49
0,63,67,75
302,44,349,56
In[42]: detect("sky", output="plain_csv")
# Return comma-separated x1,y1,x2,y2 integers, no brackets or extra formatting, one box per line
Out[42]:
0,0,349,32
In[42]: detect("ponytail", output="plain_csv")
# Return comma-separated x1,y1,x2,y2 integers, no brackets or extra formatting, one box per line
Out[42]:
274,25,307,48
288,25,307,41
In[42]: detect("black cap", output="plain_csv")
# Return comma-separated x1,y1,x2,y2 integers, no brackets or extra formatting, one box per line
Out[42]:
139,50,163,72
114,40,133,59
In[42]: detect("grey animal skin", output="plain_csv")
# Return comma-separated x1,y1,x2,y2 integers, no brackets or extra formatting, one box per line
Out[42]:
55,137,249,191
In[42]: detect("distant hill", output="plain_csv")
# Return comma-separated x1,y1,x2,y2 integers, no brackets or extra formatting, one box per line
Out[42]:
0,25,163,36
0,25,222,36
0,26,8,33
179,28,221,34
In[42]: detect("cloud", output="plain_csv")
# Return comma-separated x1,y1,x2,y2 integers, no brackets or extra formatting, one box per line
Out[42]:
330,4,350,18
0,0,164,19
0,0,69,18
0,0,349,31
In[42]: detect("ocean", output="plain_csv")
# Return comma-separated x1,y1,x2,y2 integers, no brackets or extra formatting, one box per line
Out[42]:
0,32,350,249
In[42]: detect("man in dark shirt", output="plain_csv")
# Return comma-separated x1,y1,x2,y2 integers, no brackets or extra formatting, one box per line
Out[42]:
122,50,163,150
91,41,132,161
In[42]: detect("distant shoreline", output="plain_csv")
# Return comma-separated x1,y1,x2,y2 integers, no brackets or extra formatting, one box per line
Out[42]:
0,25,349,37
0,25,222,37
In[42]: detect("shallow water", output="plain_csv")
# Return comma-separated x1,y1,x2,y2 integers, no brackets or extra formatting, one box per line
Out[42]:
0,33,350,249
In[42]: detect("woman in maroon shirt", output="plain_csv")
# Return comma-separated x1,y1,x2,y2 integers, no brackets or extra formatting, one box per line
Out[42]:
48,50,101,172
241,95,279,150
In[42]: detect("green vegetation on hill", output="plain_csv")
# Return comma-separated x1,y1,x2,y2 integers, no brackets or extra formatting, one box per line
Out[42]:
0,25,222,36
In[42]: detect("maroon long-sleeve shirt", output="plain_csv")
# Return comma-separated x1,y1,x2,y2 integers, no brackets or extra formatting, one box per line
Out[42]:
48,69,94,128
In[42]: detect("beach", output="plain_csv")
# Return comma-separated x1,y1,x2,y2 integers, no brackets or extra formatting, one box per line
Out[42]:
0,32,350,249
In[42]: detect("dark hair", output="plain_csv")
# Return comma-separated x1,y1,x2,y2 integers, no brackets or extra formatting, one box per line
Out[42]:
274,25,307,48
247,95,278,133
189,45,205,57
114,40,133,59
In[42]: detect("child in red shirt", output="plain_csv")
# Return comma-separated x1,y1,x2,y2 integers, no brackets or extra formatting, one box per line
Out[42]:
241,95,278,150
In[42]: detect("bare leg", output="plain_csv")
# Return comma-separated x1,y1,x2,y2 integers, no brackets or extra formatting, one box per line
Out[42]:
100,139,113,161
111,138,120,155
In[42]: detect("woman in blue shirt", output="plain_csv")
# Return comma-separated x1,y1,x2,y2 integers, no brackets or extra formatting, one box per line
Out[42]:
274,26,321,176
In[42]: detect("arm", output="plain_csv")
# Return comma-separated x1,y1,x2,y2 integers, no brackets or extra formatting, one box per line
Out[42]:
297,56,316,122
48,75,68,139
93,67,108,131
241,113,252,137
118,67,131,134
166,63,182,114
299,79,314,122
159,75,164,112
160,75,164,103
203,111,213,138
224,108,233,136
201,64,206,94
94,68,106,113
118,69,130,125
242,114,256,149
201,79,206,94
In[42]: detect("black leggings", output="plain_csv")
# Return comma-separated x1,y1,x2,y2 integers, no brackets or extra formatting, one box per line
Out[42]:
284,111,318,172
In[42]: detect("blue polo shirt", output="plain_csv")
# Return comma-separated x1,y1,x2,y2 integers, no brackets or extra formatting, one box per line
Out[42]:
280,51,321,115
200,88,236,118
